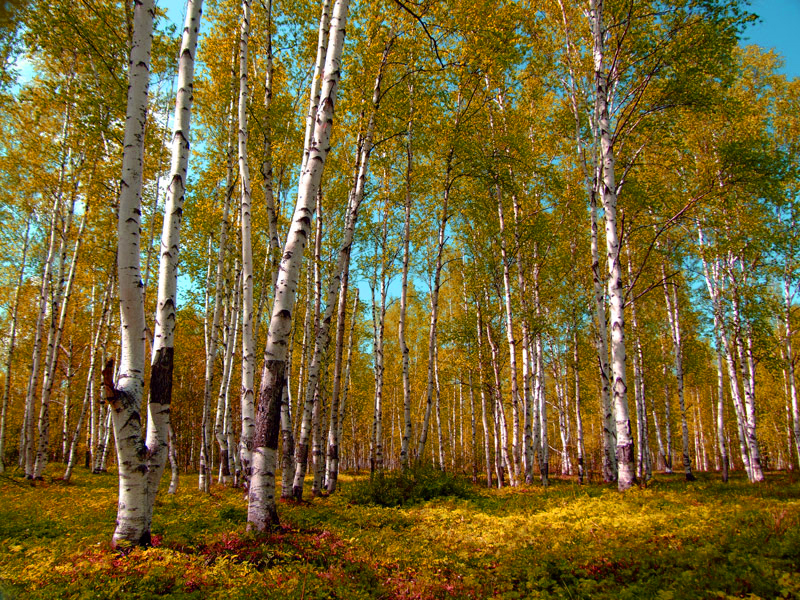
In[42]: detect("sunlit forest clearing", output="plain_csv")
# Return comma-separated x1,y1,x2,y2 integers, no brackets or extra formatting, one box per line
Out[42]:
1,466,800,599
1,0,800,595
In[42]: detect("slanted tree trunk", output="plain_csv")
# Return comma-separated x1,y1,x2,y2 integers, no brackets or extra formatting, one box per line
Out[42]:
292,191,324,498
475,299,493,488
35,202,88,478
329,289,358,488
216,268,241,484
485,94,521,481
627,247,650,482
63,274,113,482
574,328,586,484
485,309,514,486
247,0,350,531
199,60,236,491
280,343,296,498
23,195,63,478
370,234,389,475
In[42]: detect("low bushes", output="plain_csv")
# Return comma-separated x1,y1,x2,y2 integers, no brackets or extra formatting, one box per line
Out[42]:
343,466,473,507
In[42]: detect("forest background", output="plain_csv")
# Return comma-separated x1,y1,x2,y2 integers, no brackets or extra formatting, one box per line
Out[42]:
1,0,800,595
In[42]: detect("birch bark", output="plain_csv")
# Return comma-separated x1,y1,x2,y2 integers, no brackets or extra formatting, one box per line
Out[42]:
108,0,156,547
237,0,257,488
416,151,452,462
247,0,350,531
399,104,413,469
661,270,695,481
63,274,113,482
590,0,634,490
34,203,87,478
784,272,800,466
0,218,30,474
110,0,201,546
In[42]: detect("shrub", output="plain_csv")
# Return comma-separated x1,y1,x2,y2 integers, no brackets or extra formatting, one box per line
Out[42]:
343,466,474,507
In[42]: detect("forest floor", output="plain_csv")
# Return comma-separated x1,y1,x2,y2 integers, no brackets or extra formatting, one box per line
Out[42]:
1,466,799,599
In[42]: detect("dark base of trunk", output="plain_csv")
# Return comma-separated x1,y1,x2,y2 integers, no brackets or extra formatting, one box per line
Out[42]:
112,530,151,553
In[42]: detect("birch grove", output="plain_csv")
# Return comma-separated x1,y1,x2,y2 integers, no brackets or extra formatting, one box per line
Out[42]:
2,0,799,549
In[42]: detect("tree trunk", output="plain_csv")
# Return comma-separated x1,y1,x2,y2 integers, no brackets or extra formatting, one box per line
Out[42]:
590,0,634,491
109,0,156,547
661,269,694,481
416,151,452,462
0,217,31,474
237,0,256,489
63,274,113,482
111,0,201,547
574,328,586,484
35,202,88,478
784,272,800,467
476,300,493,488
247,0,351,531
399,103,413,470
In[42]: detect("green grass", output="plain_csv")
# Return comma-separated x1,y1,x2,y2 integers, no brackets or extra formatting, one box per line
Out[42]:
1,466,799,599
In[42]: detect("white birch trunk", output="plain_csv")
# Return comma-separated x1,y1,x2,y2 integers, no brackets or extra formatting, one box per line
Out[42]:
698,227,755,479
281,347,296,498
332,289,358,485
416,152,452,461
784,273,800,466
486,313,514,486
399,107,413,469
661,270,694,481
34,201,86,478
237,0,256,488
109,0,156,547
216,269,241,484
167,424,179,494
574,329,586,483
0,218,31,474
247,0,350,531
715,348,729,481
590,0,634,490
199,83,235,491
64,275,113,482
23,195,63,478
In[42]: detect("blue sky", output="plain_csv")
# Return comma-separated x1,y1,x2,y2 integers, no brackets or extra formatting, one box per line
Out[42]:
157,0,800,77
743,0,800,77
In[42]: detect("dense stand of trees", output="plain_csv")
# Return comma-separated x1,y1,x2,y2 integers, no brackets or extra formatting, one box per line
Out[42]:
0,0,798,544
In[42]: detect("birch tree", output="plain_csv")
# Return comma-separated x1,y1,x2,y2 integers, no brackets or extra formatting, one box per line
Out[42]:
247,0,351,531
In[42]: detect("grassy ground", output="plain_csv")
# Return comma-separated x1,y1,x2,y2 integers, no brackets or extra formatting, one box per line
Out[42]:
1,466,799,599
